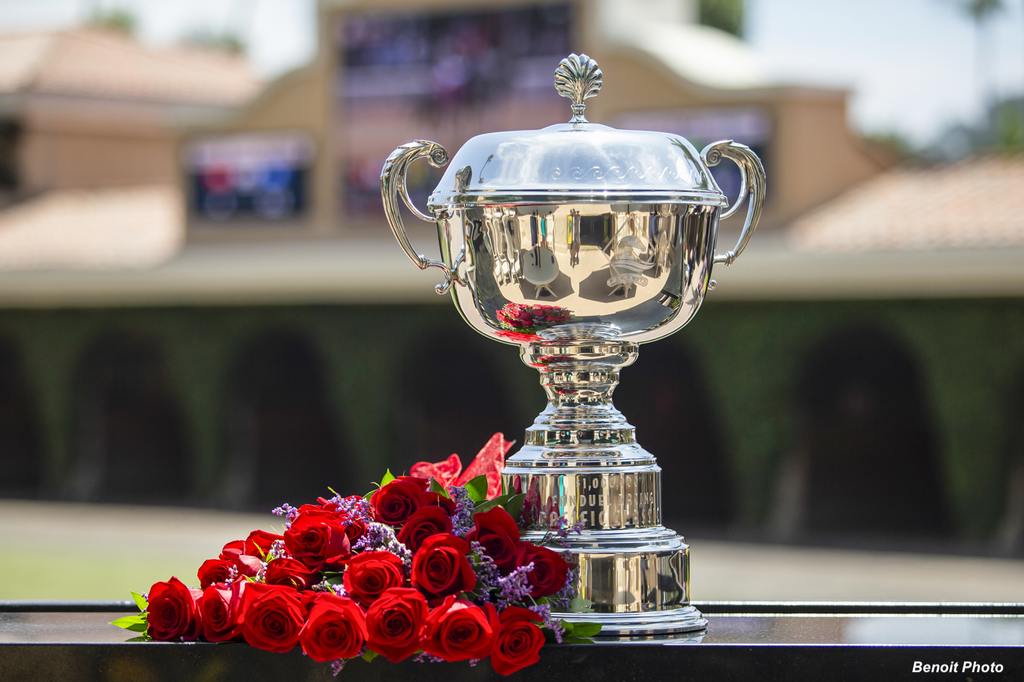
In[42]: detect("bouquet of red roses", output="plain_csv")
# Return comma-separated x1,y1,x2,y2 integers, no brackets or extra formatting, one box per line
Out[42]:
113,434,599,676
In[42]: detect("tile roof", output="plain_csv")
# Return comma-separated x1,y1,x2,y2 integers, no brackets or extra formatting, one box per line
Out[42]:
0,28,260,106
0,185,182,270
787,155,1024,252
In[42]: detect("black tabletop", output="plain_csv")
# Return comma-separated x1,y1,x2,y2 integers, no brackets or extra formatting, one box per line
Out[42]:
1,602,1022,681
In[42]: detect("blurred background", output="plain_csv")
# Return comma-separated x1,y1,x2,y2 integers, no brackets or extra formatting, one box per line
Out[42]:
0,0,1023,602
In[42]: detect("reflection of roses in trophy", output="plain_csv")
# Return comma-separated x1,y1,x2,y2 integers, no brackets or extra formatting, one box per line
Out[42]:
495,303,572,342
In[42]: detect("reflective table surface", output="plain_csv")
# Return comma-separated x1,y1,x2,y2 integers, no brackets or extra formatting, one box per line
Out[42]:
2,602,1022,680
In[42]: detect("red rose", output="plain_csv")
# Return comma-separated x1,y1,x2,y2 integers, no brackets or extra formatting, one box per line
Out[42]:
466,507,520,572
516,543,569,598
490,606,545,676
343,551,405,606
219,540,244,561
421,596,498,662
299,593,368,662
365,587,429,663
197,558,233,589
265,557,318,590
284,509,351,570
245,529,284,557
199,581,245,643
219,540,261,577
146,577,202,641
371,476,429,525
344,518,368,543
239,582,305,653
397,506,452,552
410,534,476,600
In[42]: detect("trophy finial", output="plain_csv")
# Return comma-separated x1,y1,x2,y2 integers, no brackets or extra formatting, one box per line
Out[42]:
554,53,603,123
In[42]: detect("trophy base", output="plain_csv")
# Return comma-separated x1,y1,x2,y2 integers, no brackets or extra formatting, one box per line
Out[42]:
552,605,708,637
504,339,709,637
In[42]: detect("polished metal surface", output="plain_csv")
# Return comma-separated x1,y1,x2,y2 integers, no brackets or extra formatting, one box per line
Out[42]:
554,52,603,124
380,54,767,636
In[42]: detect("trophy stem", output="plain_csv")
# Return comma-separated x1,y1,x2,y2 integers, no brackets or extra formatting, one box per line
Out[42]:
502,339,707,637
521,340,646,454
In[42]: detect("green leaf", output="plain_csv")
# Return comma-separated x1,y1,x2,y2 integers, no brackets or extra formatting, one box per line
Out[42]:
568,597,594,613
130,591,148,612
566,621,602,638
562,634,596,644
125,635,152,642
429,478,452,499
361,649,379,663
503,493,525,521
111,614,148,633
464,475,488,503
473,497,503,514
380,469,396,487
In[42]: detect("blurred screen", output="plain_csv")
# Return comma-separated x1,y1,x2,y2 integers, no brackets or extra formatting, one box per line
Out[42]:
186,132,313,223
336,3,574,219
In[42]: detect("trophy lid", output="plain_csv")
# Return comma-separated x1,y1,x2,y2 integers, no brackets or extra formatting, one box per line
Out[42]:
428,53,728,208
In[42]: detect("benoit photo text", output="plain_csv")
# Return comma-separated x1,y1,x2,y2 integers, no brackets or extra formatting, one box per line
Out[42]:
911,660,1006,674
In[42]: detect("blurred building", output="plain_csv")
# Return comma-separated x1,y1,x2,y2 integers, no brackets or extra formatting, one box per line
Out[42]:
0,0,1022,552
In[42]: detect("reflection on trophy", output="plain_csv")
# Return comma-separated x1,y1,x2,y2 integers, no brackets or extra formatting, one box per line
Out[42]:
381,53,765,635
607,233,655,297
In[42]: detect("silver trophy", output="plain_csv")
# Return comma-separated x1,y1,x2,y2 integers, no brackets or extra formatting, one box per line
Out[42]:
381,54,765,636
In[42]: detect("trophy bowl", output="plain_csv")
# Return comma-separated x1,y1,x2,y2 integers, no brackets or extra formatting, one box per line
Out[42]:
381,54,765,636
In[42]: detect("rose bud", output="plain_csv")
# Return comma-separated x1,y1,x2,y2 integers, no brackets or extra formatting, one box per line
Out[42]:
239,583,305,653
199,581,245,643
490,606,545,676
365,587,429,663
421,596,498,662
146,577,202,641
264,557,318,590
466,507,521,573
342,551,404,606
516,543,570,598
410,534,476,601
370,476,429,525
197,558,233,589
397,506,452,552
284,509,351,571
299,593,368,663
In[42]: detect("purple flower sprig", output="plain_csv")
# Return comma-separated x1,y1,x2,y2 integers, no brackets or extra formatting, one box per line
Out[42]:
529,603,566,643
353,522,412,567
331,495,374,528
271,503,299,527
495,561,535,609
449,486,475,537
469,540,501,599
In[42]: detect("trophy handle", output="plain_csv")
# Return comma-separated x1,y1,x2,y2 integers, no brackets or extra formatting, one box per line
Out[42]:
380,140,453,295
701,140,766,266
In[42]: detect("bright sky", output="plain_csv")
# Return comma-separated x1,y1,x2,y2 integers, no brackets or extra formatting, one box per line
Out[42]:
1,0,1021,145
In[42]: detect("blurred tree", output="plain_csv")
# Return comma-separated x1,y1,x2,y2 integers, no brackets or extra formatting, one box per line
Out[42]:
949,0,1005,110
698,0,745,37
181,29,246,55
86,7,136,35
991,98,1024,152
862,130,920,164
